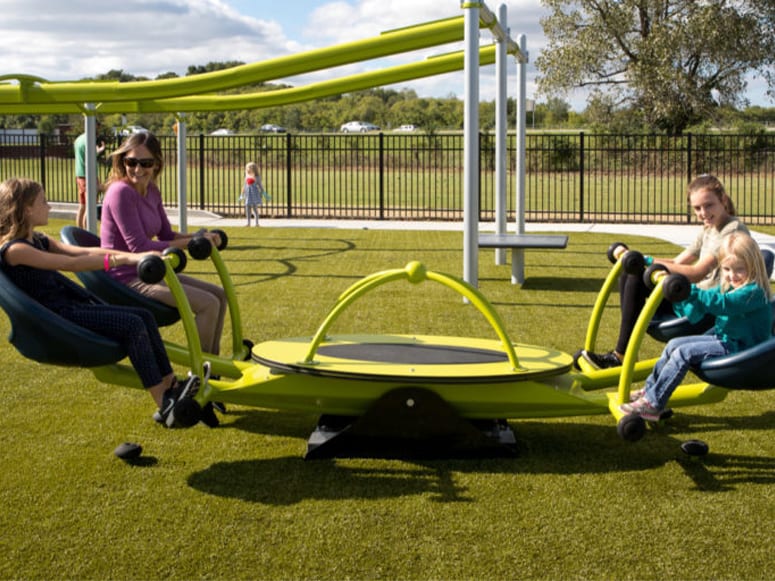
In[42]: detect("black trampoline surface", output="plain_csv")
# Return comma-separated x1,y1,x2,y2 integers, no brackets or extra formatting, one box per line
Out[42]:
316,342,509,365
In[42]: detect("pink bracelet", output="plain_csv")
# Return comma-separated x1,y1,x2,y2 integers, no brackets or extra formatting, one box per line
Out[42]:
104,254,111,271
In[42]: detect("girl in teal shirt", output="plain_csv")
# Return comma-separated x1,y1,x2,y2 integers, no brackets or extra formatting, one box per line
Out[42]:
622,233,773,421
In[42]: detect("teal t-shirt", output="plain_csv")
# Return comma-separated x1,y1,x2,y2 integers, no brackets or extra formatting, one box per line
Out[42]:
74,132,87,177
675,282,772,353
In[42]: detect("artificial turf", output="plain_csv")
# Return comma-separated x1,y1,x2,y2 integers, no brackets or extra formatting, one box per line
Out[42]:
0,220,773,580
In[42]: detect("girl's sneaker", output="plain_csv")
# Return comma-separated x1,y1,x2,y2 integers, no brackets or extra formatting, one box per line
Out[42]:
629,388,645,402
619,396,664,422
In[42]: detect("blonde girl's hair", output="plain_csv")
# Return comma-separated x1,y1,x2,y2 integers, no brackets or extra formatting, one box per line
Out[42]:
108,130,164,184
718,233,772,299
245,162,259,177
687,174,736,216
0,177,43,245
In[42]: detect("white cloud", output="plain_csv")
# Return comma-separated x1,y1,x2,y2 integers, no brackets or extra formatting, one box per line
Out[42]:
0,0,768,111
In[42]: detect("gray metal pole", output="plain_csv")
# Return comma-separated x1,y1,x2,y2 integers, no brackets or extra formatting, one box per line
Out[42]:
512,34,528,283
83,104,99,233
494,3,508,265
462,0,480,288
176,116,188,234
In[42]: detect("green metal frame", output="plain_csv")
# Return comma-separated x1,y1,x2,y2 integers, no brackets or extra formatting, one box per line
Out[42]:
301,261,520,370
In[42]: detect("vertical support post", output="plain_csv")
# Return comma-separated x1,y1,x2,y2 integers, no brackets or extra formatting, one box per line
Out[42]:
512,34,528,284
379,131,385,220
176,115,188,234
286,132,292,217
462,0,481,289
494,3,508,265
83,104,99,233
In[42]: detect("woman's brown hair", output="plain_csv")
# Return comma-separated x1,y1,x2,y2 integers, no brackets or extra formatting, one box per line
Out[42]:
108,130,164,184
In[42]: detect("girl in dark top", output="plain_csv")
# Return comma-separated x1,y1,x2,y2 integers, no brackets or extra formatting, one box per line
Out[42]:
0,177,193,427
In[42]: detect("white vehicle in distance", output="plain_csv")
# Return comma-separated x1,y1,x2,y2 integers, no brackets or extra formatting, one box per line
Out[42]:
395,124,418,132
210,128,234,135
340,121,380,133
119,125,148,136
260,124,287,133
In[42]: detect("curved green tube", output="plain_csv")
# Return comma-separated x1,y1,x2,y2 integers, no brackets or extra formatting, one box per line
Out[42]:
301,261,521,370
0,17,467,106
0,46,495,115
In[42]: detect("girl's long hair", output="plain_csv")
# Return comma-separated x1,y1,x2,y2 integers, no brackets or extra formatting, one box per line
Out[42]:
687,174,736,216
0,178,42,245
719,233,772,299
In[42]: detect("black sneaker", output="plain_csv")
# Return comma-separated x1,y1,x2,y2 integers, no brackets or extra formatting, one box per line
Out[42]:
158,375,200,428
581,349,622,369
199,402,220,428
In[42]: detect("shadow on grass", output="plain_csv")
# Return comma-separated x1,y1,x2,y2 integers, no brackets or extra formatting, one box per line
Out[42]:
516,276,606,292
186,411,657,505
188,408,775,502
221,237,358,287
676,453,775,492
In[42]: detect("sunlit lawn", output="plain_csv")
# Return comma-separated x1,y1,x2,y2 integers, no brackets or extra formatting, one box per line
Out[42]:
1,219,773,580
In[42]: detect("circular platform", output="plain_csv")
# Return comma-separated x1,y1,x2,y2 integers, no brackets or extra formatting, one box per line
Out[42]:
252,334,573,383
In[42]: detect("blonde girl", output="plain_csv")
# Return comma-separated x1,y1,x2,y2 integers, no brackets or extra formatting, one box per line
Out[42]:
240,161,268,226
622,233,772,420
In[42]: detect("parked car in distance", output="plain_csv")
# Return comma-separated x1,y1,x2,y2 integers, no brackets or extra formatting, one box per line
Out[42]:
118,125,148,136
395,124,418,132
340,121,380,133
210,128,234,135
260,124,287,133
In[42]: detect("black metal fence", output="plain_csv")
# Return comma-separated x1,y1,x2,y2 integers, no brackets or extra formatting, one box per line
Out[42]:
2,131,772,224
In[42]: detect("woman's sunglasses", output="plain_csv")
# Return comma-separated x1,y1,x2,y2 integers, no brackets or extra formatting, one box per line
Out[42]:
123,157,156,169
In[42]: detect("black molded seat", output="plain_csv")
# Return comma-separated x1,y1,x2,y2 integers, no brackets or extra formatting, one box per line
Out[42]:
690,298,775,391
647,247,775,343
694,337,775,390
60,226,180,327
0,268,126,367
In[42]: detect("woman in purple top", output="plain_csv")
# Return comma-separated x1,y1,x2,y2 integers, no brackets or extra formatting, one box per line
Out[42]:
100,131,227,356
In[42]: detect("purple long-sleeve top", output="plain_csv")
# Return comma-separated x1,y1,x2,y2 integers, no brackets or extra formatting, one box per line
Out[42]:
100,180,176,283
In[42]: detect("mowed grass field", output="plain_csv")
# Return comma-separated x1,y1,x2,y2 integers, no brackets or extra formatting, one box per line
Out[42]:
1,219,773,580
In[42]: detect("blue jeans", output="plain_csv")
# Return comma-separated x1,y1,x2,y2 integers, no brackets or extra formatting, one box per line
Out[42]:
644,334,728,410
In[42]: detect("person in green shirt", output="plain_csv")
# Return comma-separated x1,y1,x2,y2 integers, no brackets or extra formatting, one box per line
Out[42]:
74,124,106,228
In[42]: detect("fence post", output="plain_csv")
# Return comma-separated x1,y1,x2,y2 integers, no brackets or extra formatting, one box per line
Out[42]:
38,133,47,190
579,131,585,222
198,133,205,210
686,132,692,223
286,133,292,217
379,132,385,220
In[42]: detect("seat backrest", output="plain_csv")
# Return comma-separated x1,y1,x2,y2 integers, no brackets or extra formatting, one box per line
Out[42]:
761,247,774,278
0,267,126,367
694,298,775,390
60,226,180,327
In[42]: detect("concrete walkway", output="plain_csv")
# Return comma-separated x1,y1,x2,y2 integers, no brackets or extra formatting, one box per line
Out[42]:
176,211,775,253
51,202,775,252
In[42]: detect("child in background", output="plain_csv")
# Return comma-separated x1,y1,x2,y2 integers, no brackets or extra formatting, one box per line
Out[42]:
621,233,772,421
240,162,269,226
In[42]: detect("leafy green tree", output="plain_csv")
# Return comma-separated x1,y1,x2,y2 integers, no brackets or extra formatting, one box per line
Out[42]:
536,0,775,134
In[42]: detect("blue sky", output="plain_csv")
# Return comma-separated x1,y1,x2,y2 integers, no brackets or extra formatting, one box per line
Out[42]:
0,0,770,112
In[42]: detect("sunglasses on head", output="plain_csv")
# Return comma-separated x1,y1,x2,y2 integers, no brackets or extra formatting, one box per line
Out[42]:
123,157,156,169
